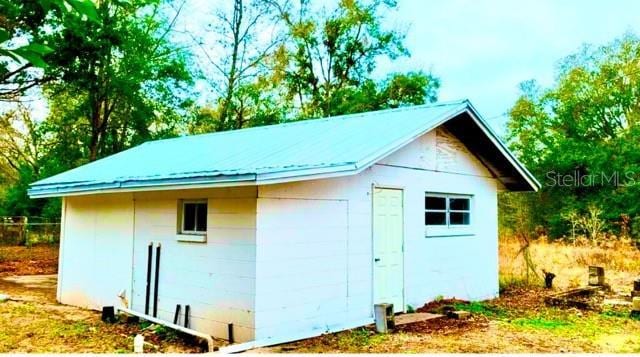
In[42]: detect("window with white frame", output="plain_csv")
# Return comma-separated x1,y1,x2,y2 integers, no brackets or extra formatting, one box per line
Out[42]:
425,194,471,227
180,200,208,235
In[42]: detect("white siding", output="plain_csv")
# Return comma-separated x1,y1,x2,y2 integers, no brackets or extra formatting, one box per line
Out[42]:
255,124,499,339
58,193,134,309
130,187,257,342
254,198,349,340
58,187,259,342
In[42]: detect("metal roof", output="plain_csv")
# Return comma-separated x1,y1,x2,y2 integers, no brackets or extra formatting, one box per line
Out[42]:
28,99,540,198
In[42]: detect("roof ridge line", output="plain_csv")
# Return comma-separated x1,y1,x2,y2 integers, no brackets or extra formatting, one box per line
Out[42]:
146,100,470,145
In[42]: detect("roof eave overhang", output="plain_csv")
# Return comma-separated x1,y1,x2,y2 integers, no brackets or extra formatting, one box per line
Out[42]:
27,164,363,198
462,103,541,192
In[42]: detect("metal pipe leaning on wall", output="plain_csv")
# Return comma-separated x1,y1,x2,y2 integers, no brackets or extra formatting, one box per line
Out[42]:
117,307,215,352
173,304,182,325
153,243,161,318
228,323,234,344
145,243,153,315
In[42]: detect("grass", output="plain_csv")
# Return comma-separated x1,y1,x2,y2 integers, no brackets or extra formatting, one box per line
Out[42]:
0,298,209,353
3,235,640,353
453,301,507,318
0,275,214,353
0,301,131,353
511,316,573,330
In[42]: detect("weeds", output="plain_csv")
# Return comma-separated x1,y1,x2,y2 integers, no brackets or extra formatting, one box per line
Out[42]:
153,325,179,342
500,236,640,291
336,328,388,350
600,309,628,318
453,301,507,318
511,316,572,330
499,275,537,292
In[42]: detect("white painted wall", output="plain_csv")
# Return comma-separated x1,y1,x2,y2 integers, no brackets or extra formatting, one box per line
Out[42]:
254,125,499,340
58,187,259,342
129,187,257,342
254,198,350,340
58,193,134,309
57,124,500,344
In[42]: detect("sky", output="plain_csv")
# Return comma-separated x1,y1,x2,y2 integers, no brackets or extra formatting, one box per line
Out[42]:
374,0,640,133
181,0,640,134
23,0,640,134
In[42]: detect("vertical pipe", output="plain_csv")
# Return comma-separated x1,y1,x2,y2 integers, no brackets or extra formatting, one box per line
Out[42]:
153,243,161,318
144,242,153,315
173,304,181,325
184,305,190,328
228,323,234,343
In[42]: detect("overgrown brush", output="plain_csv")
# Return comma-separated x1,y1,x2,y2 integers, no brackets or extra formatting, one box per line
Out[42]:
500,235,640,291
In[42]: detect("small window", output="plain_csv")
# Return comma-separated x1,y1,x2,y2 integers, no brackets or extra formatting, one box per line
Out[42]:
181,200,207,234
425,194,471,227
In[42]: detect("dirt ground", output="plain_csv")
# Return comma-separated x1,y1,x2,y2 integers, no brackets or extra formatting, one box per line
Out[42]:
0,245,59,277
0,274,215,353
2,240,639,353
260,287,640,353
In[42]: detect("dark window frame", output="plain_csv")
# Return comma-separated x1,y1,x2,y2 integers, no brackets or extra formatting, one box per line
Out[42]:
180,199,208,235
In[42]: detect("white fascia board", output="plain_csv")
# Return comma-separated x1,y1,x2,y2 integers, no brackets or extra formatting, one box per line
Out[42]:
27,165,363,198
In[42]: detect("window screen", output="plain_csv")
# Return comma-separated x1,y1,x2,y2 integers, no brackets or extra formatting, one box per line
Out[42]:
182,201,207,234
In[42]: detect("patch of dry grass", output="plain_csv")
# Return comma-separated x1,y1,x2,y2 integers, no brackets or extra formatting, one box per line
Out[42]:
499,236,640,292
0,275,212,353
0,300,208,353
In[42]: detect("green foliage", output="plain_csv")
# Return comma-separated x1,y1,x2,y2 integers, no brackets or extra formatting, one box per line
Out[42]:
600,308,629,319
504,34,640,238
511,316,572,330
0,0,193,218
272,0,439,119
453,301,507,318
0,0,97,98
0,0,439,218
42,0,193,161
336,328,388,350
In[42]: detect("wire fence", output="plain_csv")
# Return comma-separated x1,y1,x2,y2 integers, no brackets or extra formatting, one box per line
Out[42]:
0,217,60,246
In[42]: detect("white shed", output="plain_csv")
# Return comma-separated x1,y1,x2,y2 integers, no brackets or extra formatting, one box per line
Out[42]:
29,100,539,345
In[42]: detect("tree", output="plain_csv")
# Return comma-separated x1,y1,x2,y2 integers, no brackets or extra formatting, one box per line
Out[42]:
0,0,97,100
193,0,283,131
42,0,193,161
329,71,439,114
269,0,438,118
0,104,42,182
505,34,640,238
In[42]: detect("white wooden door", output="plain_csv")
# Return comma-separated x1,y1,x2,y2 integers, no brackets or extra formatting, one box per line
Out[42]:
372,187,404,312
